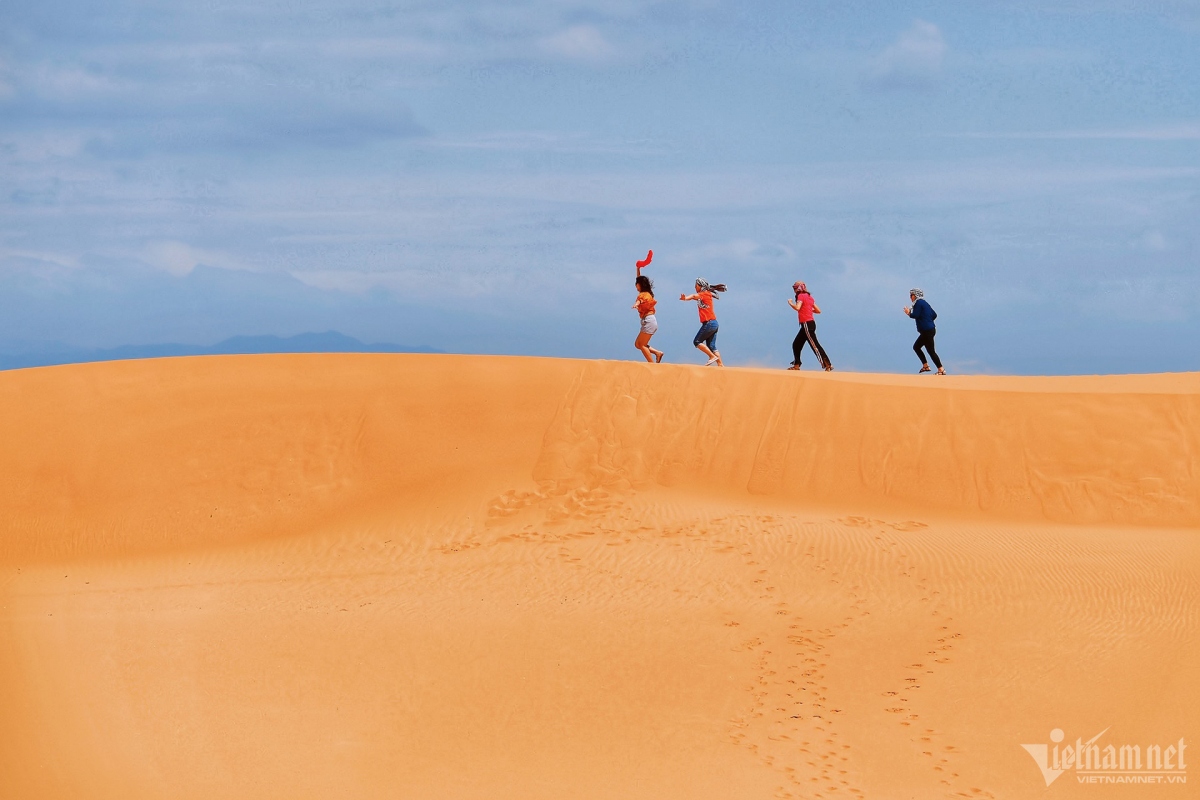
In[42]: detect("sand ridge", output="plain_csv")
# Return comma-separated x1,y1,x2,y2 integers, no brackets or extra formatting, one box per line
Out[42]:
3,354,1200,565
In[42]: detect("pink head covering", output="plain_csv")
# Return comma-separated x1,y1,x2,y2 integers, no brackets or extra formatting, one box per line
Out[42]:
793,281,808,294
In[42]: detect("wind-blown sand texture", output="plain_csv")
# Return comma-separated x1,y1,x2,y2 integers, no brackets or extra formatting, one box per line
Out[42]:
1,354,1196,799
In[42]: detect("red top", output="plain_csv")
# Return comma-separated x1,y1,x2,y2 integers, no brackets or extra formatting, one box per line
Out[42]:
696,291,716,323
795,292,816,324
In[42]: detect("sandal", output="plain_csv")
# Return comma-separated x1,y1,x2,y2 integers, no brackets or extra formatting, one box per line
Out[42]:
655,352,664,363
919,365,931,374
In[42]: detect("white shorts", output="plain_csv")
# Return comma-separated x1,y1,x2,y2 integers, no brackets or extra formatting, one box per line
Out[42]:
639,314,658,335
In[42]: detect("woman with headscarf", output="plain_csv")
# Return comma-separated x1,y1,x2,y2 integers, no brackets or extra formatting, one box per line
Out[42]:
680,278,726,366
904,288,945,374
787,281,832,371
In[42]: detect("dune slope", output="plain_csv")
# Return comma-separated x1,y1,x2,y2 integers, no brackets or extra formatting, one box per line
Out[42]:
1,354,1197,799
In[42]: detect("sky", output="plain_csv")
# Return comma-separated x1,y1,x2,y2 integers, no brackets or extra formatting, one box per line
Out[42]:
1,0,1199,374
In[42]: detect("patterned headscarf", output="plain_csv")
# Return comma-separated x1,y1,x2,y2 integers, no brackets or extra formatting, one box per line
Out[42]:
909,288,924,299
696,278,727,295
793,281,808,294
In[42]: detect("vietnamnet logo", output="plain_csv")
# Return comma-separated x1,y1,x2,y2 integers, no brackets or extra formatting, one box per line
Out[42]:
1022,728,1188,786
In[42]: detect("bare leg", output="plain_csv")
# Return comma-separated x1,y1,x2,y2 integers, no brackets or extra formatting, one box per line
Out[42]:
635,332,655,362
713,349,723,367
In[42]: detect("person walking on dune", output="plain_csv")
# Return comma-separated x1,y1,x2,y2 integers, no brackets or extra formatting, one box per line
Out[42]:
788,281,832,371
632,274,664,363
904,288,945,375
680,278,726,366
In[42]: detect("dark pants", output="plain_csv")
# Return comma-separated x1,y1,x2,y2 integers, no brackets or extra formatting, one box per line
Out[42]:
693,320,719,350
792,321,831,369
913,329,942,369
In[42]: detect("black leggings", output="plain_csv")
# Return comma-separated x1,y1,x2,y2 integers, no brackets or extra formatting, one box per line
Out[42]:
913,329,942,369
792,321,831,369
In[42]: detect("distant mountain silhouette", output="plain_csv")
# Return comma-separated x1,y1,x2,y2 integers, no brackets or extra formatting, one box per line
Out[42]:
0,331,440,371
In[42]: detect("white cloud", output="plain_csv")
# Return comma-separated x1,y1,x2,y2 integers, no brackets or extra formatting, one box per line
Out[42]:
952,123,1200,141
31,64,123,97
862,20,947,92
1141,230,1168,252
0,132,86,161
539,25,616,62
674,239,795,266
140,241,246,277
0,248,80,271
430,130,662,156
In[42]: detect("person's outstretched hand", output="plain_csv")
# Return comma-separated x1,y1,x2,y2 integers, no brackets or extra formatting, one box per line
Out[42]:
680,293,687,300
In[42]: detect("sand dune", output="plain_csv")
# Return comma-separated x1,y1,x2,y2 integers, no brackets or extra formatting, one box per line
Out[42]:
1,355,1196,799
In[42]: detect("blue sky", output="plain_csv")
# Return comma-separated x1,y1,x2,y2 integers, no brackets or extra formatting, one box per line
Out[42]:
2,1,1198,373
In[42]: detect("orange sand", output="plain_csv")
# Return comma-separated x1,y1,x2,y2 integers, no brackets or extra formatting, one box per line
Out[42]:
1,354,1196,799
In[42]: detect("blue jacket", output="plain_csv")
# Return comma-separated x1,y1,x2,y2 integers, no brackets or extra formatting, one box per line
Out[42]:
909,298,937,332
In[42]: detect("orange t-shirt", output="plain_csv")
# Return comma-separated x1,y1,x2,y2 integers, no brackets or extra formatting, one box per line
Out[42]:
636,292,657,318
696,291,716,323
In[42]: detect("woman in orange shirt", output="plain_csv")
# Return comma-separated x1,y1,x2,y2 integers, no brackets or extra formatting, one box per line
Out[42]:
633,275,664,363
680,278,726,366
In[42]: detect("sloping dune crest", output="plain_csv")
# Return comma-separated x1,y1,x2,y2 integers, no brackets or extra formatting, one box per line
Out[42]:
1,355,1197,799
